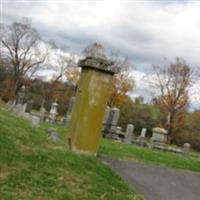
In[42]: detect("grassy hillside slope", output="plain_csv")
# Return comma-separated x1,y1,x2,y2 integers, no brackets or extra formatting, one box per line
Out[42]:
0,106,142,200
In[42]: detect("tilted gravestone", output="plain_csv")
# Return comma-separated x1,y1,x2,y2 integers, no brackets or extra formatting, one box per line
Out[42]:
40,107,47,121
103,107,120,136
39,100,47,121
16,85,25,104
124,124,135,144
67,97,76,113
45,128,61,143
136,128,147,146
14,103,24,114
151,127,168,144
49,102,58,123
110,107,120,129
140,128,147,138
31,115,40,126
25,100,33,113
102,106,111,128
183,143,191,156
104,108,115,135
63,97,76,127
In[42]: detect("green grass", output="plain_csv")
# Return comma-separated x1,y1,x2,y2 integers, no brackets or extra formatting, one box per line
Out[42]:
0,105,142,200
99,139,200,172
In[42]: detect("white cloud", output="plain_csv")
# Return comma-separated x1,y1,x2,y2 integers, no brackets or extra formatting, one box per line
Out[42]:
2,0,200,108
2,1,200,64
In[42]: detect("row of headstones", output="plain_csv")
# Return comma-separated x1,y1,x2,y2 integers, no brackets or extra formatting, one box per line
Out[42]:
102,107,191,156
123,125,191,156
7,96,121,129
6,99,64,143
6,86,58,124
7,99,59,125
124,126,166,144
45,97,77,126
6,97,192,155
6,96,77,127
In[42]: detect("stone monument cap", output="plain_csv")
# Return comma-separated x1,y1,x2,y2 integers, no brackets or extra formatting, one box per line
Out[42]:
153,127,168,135
183,143,191,147
52,102,58,106
78,56,116,74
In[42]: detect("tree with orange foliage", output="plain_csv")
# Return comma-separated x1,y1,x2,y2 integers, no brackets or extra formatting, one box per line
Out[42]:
150,58,192,142
108,68,134,107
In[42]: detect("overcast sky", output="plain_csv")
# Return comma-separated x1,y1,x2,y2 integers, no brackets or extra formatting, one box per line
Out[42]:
1,0,200,108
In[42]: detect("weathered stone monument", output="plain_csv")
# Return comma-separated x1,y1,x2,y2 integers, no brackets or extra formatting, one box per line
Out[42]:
39,100,47,121
102,106,111,128
14,103,24,114
110,107,120,130
49,101,58,123
140,128,147,138
124,124,135,144
151,127,168,144
183,143,191,156
68,56,115,155
136,128,147,146
63,96,76,127
22,103,27,113
103,107,120,137
31,115,40,126
68,97,76,113
16,85,26,105
45,128,61,143
25,100,33,113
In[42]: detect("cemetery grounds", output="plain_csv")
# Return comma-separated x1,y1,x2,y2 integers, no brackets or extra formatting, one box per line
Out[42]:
0,102,200,200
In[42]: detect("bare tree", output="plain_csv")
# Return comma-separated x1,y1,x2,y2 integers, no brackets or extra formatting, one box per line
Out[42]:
0,17,49,98
149,58,192,142
53,53,76,82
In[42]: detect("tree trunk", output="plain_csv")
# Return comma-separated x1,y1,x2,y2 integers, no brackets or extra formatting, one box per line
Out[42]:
166,111,175,143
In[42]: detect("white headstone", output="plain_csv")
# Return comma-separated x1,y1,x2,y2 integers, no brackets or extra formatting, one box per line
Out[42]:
140,128,147,138
50,102,58,115
111,107,120,127
151,127,168,143
124,124,134,144
22,103,27,113
49,102,58,122
31,116,40,126
103,106,111,125
183,143,191,156
67,97,76,113
64,114,71,127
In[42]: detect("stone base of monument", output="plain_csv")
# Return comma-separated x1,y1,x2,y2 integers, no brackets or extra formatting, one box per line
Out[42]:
149,127,168,149
102,126,125,142
134,137,148,147
45,128,61,143
152,144,183,154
